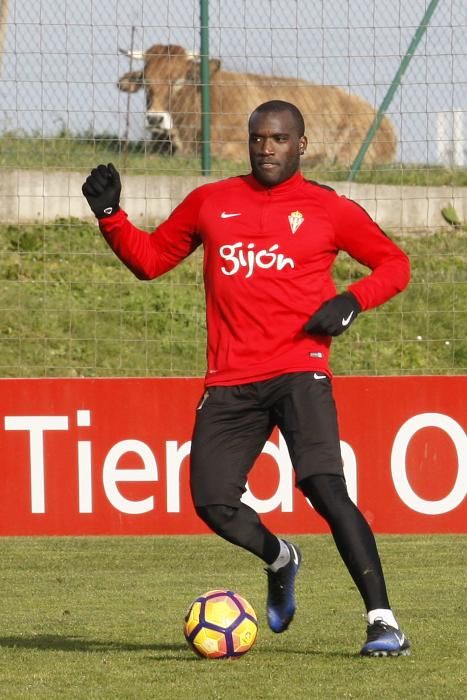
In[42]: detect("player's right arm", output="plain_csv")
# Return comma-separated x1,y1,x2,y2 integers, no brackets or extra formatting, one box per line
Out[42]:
82,163,202,279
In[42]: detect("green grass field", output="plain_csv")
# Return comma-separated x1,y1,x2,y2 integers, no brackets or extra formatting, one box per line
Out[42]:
1,535,466,699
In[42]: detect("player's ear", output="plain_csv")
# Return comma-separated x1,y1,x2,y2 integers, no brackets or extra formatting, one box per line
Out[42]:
299,136,307,155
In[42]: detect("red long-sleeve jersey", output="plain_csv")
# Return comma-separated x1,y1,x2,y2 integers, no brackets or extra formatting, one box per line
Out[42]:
99,171,410,385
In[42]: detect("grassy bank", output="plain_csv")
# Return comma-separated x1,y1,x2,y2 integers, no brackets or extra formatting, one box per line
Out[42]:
2,130,467,186
0,218,465,378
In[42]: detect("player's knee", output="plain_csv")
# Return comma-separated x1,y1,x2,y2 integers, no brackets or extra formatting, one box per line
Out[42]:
195,504,237,537
299,473,350,518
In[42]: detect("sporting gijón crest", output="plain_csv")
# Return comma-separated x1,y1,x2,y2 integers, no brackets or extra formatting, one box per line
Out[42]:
288,210,304,233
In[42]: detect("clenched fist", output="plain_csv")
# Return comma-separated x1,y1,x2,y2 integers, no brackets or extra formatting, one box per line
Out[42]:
82,163,121,218
304,292,361,336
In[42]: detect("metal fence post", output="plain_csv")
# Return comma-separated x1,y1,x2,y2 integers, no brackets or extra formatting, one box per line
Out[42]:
347,0,441,181
200,0,211,175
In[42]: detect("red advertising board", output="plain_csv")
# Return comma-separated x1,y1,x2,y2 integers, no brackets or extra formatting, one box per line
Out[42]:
0,377,465,536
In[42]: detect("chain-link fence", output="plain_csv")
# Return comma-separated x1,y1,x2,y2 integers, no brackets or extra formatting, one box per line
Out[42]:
1,0,466,164
0,0,465,377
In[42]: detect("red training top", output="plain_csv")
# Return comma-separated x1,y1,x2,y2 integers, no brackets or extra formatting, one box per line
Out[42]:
99,171,410,386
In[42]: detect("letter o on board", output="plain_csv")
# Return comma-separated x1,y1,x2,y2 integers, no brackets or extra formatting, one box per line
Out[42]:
391,412,467,515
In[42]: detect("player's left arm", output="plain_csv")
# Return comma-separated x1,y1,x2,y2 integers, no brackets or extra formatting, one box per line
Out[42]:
332,195,411,311
304,194,410,337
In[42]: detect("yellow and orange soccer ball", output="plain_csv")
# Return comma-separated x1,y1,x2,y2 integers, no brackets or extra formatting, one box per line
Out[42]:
184,589,258,659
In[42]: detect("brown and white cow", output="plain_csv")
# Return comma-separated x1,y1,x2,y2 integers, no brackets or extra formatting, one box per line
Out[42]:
118,43,397,165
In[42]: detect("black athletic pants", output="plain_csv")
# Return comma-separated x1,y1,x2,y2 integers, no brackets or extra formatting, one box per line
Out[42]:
191,373,391,611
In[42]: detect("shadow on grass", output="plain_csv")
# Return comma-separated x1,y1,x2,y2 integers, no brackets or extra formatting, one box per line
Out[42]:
0,634,356,660
0,634,187,655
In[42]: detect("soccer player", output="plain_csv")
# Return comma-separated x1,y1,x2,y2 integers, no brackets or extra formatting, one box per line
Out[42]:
82,100,411,657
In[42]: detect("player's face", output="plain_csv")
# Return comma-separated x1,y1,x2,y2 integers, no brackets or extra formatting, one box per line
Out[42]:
248,110,307,187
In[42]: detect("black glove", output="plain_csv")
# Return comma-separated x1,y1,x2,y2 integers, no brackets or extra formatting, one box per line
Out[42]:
82,163,121,218
304,292,361,336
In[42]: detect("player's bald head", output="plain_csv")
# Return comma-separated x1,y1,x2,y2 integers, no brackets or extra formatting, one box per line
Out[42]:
249,100,305,137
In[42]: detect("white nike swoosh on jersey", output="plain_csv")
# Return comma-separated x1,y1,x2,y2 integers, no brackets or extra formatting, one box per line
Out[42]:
221,212,241,218
313,373,327,380
342,311,355,326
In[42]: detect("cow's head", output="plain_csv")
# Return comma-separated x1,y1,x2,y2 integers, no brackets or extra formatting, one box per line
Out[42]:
117,43,221,154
